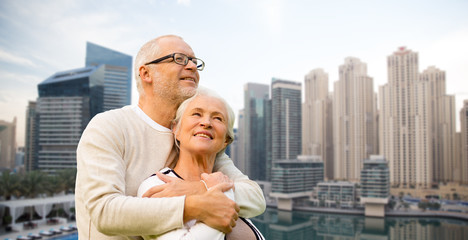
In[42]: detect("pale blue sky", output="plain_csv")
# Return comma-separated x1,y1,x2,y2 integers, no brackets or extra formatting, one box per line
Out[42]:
1,0,467,146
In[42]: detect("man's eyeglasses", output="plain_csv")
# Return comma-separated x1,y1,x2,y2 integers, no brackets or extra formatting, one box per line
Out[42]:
145,53,205,71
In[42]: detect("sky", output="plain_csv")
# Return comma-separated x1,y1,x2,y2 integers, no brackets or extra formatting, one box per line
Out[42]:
1,0,467,146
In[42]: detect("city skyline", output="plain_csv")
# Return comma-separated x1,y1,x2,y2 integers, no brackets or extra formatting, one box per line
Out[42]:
1,0,467,146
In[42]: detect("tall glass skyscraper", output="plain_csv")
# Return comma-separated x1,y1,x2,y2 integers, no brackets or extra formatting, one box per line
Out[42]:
271,78,302,162
85,42,132,111
35,66,105,173
243,83,270,181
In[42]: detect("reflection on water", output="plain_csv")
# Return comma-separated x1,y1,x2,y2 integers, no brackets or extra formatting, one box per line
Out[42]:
251,208,468,239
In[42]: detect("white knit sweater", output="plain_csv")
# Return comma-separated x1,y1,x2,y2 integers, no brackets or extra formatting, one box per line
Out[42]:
75,106,266,240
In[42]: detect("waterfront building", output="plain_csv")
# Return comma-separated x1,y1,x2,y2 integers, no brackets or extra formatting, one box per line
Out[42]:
235,109,246,173
85,42,132,111
271,78,302,162
420,66,457,183
379,47,433,189
360,155,390,217
302,69,334,180
24,101,37,171
461,100,468,185
270,155,323,211
243,83,270,181
333,57,377,182
0,118,17,170
314,181,357,208
35,66,105,174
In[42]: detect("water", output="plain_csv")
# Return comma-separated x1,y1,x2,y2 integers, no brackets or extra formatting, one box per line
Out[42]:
48,233,77,240
251,207,468,239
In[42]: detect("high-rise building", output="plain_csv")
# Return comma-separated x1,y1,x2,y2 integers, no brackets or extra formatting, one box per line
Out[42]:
0,118,17,170
302,69,334,180
333,57,376,182
85,42,132,111
360,155,389,217
461,100,468,185
235,109,246,173
419,66,457,183
24,101,37,171
35,66,105,174
243,83,269,181
271,78,302,162
380,47,432,188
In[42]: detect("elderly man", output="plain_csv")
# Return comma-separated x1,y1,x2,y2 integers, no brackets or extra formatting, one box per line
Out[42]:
75,35,265,239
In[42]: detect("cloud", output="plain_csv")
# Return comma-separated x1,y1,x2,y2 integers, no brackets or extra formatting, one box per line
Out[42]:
0,48,37,67
177,0,191,6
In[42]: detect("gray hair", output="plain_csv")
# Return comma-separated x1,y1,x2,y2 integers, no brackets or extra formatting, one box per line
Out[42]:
134,35,183,95
172,87,235,154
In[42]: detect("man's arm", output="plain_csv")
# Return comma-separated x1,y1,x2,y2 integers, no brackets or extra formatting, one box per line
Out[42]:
213,153,266,218
76,114,184,236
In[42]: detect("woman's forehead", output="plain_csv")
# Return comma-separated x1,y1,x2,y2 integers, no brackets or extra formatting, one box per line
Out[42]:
187,96,227,114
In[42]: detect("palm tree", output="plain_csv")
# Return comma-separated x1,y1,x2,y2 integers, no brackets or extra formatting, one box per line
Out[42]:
0,170,21,200
21,171,47,198
56,168,77,194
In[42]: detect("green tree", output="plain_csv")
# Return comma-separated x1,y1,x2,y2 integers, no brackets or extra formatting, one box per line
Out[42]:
56,168,77,194
0,170,21,200
21,171,47,198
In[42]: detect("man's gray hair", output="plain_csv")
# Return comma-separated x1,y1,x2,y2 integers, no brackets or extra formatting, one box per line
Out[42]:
134,35,183,95
172,87,235,153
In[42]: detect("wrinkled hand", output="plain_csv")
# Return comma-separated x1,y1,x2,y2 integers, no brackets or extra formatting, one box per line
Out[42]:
201,172,232,189
142,172,205,198
185,182,240,233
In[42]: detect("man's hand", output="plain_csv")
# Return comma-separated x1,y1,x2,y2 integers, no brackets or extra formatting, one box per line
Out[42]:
142,172,205,198
184,182,240,233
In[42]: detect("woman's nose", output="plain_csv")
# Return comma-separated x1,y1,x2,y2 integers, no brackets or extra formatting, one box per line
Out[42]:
200,118,212,127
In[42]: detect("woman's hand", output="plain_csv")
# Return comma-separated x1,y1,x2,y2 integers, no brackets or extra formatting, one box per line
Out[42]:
201,172,233,189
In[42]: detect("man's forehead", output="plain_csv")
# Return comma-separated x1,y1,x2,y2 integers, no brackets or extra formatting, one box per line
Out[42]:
158,37,195,56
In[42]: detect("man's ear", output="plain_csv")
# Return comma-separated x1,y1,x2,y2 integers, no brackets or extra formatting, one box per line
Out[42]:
139,65,152,84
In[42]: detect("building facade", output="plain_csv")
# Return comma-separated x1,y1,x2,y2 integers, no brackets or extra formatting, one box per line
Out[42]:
0,118,17,170
85,42,132,111
379,47,433,189
271,78,302,162
333,57,377,182
35,66,105,174
243,83,270,181
24,101,37,172
302,69,334,180
419,66,457,183
461,100,468,185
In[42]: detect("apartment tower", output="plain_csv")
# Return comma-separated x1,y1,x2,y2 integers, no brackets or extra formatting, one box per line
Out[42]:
461,100,468,185
302,68,334,180
333,57,377,182
379,47,432,188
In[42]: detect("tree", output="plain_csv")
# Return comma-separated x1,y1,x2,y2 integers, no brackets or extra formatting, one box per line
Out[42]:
21,171,47,198
0,170,21,200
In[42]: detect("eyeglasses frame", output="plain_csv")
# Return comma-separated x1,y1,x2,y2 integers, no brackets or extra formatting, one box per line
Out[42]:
144,52,205,71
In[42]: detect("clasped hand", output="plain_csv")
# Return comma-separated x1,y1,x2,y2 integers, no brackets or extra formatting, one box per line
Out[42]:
142,172,240,233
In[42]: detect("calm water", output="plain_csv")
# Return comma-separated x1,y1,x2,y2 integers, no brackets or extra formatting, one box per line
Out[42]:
251,208,468,240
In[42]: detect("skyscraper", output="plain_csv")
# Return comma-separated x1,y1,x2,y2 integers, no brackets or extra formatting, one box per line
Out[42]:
302,69,334,180
35,66,105,174
235,109,246,173
85,42,132,111
243,83,269,181
0,118,17,170
333,57,376,182
461,100,468,185
24,101,37,172
419,66,457,183
271,78,302,162
379,47,432,188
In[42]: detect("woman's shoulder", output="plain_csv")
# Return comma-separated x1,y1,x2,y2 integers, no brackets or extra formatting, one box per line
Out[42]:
137,168,179,197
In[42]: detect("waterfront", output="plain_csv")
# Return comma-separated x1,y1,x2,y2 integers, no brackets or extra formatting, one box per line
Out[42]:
251,207,468,239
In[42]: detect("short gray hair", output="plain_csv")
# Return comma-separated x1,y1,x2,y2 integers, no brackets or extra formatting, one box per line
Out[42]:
134,35,183,95
172,87,235,153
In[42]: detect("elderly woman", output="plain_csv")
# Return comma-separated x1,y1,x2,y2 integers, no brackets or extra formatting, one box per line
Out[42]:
137,87,265,240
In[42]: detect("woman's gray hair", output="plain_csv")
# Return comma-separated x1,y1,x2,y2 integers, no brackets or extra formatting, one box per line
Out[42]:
134,35,183,95
172,87,235,154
